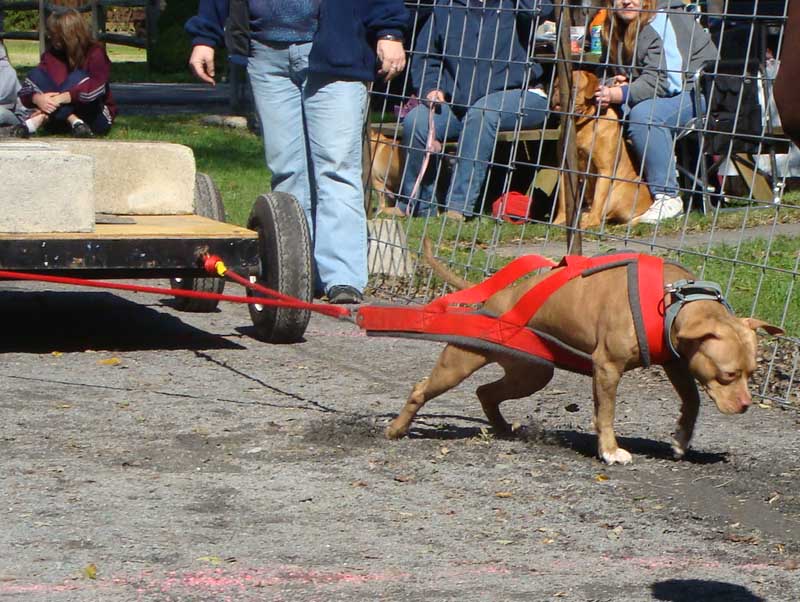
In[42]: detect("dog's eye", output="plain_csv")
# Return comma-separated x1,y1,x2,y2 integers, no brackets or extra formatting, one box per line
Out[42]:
719,370,740,384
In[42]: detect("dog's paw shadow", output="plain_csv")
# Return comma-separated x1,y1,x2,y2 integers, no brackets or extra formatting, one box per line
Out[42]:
405,419,488,441
549,430,728,464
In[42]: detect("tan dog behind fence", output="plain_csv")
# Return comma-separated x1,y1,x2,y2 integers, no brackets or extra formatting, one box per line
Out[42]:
384,239,783,464
551,70,653,228
366,130,404,217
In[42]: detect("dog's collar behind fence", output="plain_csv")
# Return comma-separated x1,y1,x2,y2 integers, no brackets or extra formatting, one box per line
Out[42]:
664,279,734,358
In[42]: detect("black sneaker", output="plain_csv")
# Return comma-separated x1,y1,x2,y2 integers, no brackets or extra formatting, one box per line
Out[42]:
10,123,30,138
71,122,93,138
327,285,363,305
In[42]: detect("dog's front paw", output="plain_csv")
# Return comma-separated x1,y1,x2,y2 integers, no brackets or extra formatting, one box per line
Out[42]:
601,447,633,465
671,432,690,459
385,422,408,440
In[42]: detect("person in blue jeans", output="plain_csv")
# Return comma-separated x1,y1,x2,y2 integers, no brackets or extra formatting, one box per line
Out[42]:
0,42,30,132
594,0,717,224
186,0,409,304
393,0,554,220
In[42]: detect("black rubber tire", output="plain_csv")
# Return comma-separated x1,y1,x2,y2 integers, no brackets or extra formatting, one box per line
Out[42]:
247,192,313,343
169,172,227,312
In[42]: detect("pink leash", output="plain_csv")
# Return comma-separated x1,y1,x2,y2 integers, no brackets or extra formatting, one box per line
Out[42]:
407,105,438,214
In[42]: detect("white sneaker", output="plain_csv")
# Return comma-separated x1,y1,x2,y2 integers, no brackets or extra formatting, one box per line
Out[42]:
635,193,684,225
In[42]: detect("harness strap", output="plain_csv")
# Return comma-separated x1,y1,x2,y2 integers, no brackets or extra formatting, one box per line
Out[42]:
428,254,556,310
501,255,591,326
636,254,670,365
356,304,593,374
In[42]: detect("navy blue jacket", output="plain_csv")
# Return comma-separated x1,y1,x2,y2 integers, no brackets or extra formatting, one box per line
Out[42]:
185,0,409,82
412,0,553,111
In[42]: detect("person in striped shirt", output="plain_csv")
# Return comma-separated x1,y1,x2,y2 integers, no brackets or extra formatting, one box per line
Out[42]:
15,8,116,138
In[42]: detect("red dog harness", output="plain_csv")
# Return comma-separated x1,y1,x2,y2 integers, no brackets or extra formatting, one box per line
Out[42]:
356,253,672,375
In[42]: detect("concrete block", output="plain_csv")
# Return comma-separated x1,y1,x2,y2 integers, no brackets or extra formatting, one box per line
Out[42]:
49,140,196,215
0,142,95,233
368,218,413,277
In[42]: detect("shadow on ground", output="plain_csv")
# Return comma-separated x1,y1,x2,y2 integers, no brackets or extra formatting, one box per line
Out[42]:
0,289,243,353
652,579,765,602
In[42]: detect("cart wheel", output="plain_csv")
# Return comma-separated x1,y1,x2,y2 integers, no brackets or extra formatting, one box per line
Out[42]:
247,192,312,343
169,172,227,312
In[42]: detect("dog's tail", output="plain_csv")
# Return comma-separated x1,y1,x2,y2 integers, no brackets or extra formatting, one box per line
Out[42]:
422,237,471,290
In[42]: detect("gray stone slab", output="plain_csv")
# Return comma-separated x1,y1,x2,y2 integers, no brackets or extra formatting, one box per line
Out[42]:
0,142,95,233
48,140,196,215
368,218,412,277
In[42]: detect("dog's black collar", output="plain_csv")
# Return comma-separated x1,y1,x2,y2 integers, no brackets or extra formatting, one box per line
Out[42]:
664,279,734,358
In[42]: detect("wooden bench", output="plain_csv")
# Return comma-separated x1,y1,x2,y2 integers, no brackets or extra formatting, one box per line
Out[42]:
369,121,561,144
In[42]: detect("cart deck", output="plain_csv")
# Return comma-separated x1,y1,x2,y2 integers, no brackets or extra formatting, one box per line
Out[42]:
0,215,260,279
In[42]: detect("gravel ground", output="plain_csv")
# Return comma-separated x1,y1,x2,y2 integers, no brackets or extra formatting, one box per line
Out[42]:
1,279,799,602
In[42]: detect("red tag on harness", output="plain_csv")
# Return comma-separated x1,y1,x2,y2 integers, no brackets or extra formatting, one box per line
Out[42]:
492,192,531,224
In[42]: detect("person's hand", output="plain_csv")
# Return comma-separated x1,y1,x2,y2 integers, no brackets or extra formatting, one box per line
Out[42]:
32,92,59,114
611,74,629,86
594,84,622,108
376,39,406,82
425,89,446,106
189,45,216,86
54,91,71,106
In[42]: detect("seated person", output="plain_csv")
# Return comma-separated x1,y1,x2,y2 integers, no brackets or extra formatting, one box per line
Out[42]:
15,8,116,138
394,0,554,220
593,0,717,224
0,41,30,132
774,0,800,147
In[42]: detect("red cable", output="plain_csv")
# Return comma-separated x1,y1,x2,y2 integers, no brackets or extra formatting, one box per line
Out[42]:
0,268,351,320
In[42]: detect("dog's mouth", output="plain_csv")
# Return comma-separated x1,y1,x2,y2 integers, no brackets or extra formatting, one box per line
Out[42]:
703,383,751,415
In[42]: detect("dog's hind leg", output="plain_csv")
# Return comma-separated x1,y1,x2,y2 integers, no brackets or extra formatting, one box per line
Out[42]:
385,345,489,439
662,361,701,459
476,359,554,434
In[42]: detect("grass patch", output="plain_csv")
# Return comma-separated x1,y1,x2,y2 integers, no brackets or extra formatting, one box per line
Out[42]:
5,39,190,83
674,236,799,334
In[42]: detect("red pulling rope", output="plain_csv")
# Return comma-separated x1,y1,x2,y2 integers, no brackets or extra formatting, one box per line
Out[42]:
202,255,350,320
0,255,351,321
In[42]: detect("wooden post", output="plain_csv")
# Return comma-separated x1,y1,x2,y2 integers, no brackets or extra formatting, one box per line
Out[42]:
38,0,46,54
90,0,99,39
145,0,159,70
94,0,106,41
554,0,582,256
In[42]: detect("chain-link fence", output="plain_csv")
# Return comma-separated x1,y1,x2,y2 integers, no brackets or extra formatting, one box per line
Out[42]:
365,0,797,408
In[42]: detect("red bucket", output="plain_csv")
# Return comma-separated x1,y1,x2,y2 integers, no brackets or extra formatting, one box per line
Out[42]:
492,191,532,224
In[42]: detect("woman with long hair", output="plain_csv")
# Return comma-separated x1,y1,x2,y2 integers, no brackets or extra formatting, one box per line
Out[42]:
593,0,716,224
14,8,116,138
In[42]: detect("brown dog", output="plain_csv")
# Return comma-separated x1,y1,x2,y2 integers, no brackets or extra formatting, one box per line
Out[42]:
551,70,653,228
366,130,404,217
385,240,783,464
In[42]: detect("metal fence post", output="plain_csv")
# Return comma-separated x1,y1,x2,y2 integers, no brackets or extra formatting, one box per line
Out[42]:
38,0,46,54
555,0,582,255
145,0,158,70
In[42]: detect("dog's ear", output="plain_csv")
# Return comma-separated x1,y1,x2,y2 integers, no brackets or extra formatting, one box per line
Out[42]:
675,317,720,347
741,317,784,336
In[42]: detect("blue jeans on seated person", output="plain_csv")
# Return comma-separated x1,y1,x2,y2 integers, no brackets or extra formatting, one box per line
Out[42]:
247,40,368,295
28,67,112,134
626,90,701,197
398,89,549,217
0,106,23,126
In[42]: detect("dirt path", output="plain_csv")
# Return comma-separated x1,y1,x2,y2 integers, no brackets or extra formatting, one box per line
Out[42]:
1,280,798,601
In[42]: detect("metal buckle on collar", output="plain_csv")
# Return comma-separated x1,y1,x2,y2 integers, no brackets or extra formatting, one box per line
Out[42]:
663,279,733,357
